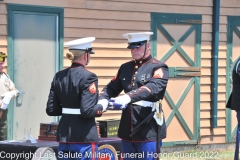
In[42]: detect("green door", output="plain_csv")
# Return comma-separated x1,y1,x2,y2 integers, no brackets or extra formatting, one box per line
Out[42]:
7,4,63,140
151,13,201,146
226,16,240,143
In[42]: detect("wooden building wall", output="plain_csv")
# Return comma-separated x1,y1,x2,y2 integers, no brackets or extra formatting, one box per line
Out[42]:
0,0,239,145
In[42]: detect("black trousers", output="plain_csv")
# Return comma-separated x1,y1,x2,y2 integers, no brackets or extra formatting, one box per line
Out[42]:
0,109,8,140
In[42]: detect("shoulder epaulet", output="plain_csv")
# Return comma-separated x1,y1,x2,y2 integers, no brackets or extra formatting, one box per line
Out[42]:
151,58,160,64
84,68,97,77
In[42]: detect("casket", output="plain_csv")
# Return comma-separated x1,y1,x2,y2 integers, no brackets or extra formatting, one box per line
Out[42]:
38,122,58,141
38,122,101,141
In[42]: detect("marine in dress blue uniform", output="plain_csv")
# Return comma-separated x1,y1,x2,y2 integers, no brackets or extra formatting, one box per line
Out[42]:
99,32,169,160
226,57,240,160
46,37,108,160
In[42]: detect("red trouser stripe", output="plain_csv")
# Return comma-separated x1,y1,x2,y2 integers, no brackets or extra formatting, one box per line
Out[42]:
91,143,95,160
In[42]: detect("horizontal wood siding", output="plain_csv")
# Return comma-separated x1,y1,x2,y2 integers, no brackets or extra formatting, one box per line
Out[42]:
1,0,238,145
0,3,7,73
200,0,240,144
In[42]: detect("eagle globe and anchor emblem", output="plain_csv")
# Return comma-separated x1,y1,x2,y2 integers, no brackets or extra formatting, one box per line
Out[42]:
32,145,118,160
98,144,118,160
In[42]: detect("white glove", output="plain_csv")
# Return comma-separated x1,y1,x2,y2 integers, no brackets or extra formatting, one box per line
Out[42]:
1,91,15,105
0,103,8,110
110,94,131,109
97,99,108,111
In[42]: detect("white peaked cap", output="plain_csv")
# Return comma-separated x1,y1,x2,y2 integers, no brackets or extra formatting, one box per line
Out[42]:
122,32,153,43
65,37,95,50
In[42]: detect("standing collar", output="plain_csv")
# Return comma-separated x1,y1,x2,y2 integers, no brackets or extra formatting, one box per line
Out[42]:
134,55,152,65
71,62,84,68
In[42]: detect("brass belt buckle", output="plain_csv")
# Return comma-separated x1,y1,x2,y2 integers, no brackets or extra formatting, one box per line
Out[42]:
158,99,162,104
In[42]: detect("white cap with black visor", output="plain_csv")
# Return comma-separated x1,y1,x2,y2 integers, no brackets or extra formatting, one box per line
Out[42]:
122,32,153,60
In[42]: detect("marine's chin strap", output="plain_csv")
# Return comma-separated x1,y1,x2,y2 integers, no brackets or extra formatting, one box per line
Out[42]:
138,42,148,61
85,52,89,66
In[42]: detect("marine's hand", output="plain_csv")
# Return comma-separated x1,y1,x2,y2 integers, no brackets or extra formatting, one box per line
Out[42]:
110,94,131,109
97,99,108,112
1,91,14,105
0,103,8,110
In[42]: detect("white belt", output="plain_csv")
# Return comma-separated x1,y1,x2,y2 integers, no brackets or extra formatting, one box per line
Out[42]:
62,108,81,115
132,100,155,107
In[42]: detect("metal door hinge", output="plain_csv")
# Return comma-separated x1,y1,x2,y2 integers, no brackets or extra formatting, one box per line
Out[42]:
176,72,201,77
176,67,201,71
169,67,201,77
176,19,202,24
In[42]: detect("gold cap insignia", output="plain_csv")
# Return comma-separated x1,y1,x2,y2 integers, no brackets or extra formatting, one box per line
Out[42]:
128,35,132,38
0,52,6,62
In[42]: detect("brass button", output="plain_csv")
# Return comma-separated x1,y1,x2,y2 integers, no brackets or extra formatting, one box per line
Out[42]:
132,83,135,86
133,77,136,80
135,71,138,74
135,66,138,69
140,61,142,64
